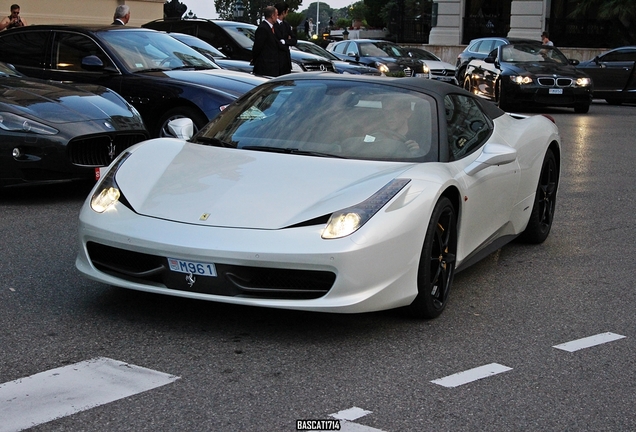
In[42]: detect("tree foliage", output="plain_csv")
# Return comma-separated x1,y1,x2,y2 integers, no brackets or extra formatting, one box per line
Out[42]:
569,0,635,44
213,0,304,24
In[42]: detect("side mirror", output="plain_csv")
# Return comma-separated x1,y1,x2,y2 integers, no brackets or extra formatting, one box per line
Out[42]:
167,118,194,140
569,59,580,66
593,56,600,65
81,55,105,71
464,143,517,176
484,55,496,64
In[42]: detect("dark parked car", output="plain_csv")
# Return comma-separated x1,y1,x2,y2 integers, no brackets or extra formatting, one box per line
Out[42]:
0,62,148,187
292,40,380,75
576,46,636,105
462,43,593,113
169,32,254,73
326,39,427,77
143,18,336,73
455,37,543,82
0,25,268,137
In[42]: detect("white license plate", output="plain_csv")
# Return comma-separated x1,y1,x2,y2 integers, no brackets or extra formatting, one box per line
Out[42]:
168,258,217,276
549,88,563,94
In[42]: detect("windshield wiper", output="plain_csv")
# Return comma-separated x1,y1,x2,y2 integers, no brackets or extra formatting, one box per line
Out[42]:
193,136,234,147
170,65,215,71
242,146,343,158
135,68,167,73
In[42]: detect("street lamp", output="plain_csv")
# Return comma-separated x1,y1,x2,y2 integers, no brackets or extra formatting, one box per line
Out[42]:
234,0,245,22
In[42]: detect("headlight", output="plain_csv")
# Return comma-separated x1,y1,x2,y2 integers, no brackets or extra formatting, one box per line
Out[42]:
375,62,390,74
575,77,592,86
90,152,131,213
0,112,58,134
291,62,303,72
322,179,411,239
421,62,430,74
509,75,533,85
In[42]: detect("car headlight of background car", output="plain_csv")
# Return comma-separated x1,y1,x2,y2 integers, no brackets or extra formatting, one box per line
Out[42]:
575,77,592,87
417,61,431,78
322,179,411,239
374,62,390,74
0,112,58,135
90,152,131,213
509,75,533,85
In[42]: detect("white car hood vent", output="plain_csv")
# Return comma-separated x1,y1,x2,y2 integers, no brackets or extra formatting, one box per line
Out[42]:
117,142,411,230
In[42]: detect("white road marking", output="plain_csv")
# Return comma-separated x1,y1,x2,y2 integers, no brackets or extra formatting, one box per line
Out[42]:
431,363,513,388
0,357,179,432
553,332,626,352
328,407,386,432
330,406,372,421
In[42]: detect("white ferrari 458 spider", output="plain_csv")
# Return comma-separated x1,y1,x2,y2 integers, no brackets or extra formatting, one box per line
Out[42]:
76,74,560,319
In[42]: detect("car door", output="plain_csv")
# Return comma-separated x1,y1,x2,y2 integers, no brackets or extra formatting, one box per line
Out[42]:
444,93,520,257
582,48,636,92
46,31,123,92
469,48,501,100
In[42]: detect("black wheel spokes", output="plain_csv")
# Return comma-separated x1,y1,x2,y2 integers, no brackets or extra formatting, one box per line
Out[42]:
429,209,456,310
538,161,557,227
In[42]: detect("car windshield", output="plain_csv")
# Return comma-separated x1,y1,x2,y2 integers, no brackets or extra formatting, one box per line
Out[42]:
195,79,437,163
360,42,408,57
219,23,257,49
100,30,216,72
501,44,569,65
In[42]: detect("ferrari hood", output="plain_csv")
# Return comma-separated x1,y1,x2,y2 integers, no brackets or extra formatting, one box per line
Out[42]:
117,141,413,229
0,77,134,123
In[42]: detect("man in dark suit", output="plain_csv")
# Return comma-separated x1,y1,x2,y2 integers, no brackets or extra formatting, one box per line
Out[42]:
275,2,297,75
112,5,130,25
252,6,286,77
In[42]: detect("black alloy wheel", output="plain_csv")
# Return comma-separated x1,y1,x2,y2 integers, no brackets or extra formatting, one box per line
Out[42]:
408,196,457,319
519,149,558,244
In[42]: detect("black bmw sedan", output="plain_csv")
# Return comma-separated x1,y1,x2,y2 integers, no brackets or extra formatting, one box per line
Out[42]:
0,25,268,137
0,62,148,187
463,43,593,113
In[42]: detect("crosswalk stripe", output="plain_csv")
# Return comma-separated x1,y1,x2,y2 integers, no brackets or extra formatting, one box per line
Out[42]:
0,357,179,432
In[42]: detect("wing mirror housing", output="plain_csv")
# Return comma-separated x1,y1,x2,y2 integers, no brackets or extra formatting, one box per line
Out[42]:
167,118,194,140
81,55,105,71
569,59,580,66
464,143,517,176
484,55,497,64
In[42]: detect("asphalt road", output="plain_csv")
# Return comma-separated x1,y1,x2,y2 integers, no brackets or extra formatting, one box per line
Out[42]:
1,100,635,431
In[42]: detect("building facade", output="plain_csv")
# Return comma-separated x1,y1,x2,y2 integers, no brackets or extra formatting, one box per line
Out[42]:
3,0,163,27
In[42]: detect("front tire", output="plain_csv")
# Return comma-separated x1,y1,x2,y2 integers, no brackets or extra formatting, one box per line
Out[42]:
574,103,590,113
408,197,457,319
463,76,472,93
519,149,558,244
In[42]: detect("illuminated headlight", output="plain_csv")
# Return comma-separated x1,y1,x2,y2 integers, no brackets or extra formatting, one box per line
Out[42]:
575,77,592,86
510,75,533,85
291,61,303,72
322,179,411,239
0,112,58,134
375,62,390,74
90,152,131,213
421,62,430,74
